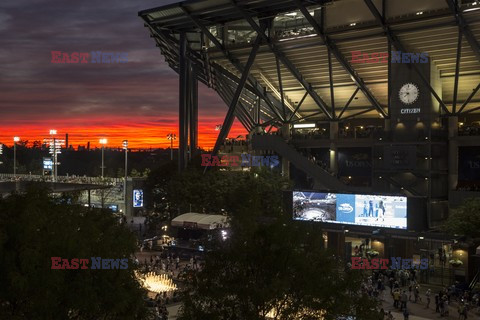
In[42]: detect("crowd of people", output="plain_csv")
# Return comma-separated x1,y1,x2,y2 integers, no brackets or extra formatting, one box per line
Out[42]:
136,251,205,319
358,265,480,319
292,129,329,140
459,124,480,136
136,253,202,278
339,126,383,139
456,184,480,192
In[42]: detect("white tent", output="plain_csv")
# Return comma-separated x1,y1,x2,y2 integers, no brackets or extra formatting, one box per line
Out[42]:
171,213,229,230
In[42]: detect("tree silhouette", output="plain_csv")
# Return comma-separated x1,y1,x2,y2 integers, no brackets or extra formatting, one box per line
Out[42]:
0,186,150,319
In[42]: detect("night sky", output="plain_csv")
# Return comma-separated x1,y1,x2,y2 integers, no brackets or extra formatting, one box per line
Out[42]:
0,0,245,149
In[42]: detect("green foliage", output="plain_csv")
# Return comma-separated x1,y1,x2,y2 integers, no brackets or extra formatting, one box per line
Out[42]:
0,187,149,319
172,169,377,320
443,197,480,239
145,164,290,218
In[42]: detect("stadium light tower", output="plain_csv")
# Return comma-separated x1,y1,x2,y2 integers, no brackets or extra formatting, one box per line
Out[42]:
123,140,128,212
13,136,20,177
50,130,56,181
99,138,108,178
167,133,176,161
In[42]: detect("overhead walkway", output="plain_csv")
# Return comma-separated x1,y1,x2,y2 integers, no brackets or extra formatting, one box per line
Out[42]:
251,134,366,193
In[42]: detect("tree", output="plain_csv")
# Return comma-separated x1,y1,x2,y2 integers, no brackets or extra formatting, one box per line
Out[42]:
176,170,378,320
145,163,289,218
443,197,480,239
0,186,150,319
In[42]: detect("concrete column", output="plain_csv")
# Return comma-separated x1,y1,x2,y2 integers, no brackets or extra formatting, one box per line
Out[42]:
327,231,345,258
178,32,188,171
384,118,391,138
329,121,339,175
448,116,458,190
281,123,291,178
280,123,291,140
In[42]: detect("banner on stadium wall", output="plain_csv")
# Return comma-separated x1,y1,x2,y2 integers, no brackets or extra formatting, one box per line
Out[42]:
459,146,480,181
383,146,417,170
338,148,371,177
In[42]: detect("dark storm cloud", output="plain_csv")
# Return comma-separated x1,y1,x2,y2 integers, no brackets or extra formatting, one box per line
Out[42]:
0,0,226,123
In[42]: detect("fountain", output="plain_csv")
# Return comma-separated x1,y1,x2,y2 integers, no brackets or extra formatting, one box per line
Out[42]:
136,272,177,294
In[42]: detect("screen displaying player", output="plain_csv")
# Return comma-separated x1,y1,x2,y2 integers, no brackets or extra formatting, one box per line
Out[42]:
293,191,407,229
133,189,144,208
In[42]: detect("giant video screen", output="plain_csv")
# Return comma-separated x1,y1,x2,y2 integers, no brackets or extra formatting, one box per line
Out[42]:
292,191,407,229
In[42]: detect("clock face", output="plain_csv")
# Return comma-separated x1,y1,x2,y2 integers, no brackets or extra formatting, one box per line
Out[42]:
399,83,419,105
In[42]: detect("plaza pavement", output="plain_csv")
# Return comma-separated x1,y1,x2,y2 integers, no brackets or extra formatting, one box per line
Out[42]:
379,283,479,319
136,250,480,319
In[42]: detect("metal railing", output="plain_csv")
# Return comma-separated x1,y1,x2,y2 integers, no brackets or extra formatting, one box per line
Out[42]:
0,173,123,185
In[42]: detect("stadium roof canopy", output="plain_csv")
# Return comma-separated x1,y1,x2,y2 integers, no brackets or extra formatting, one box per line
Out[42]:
139,0,480,127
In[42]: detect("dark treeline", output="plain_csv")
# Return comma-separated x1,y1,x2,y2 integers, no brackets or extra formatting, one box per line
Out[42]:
0,143,176,177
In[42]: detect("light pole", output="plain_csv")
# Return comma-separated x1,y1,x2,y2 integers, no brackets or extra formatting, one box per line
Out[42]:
123,140,128,215
13,136,20,177
167,133,176,161
49,130,57,181
99,138,108,178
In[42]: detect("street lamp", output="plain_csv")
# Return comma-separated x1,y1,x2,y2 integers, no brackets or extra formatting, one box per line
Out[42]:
49,130,58,181
123,140,128,214
99,138,108,178
166,133,176,161
13,137,20,177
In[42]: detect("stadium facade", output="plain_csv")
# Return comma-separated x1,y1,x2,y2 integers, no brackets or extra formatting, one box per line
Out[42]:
139,0,480,284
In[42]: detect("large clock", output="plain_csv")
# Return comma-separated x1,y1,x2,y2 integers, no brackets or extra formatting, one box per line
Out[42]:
398,83,419,105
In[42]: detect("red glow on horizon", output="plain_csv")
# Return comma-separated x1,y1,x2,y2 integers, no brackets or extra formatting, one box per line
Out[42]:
0,119,247,150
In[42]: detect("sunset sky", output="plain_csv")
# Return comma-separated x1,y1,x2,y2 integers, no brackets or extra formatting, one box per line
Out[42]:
0,0,246,150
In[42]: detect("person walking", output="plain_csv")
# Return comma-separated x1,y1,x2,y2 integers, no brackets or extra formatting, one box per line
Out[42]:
414,285,420,303
425,289,431,308
458,303,465,320
439,296,445,317
401,290,408,311
435,293,440,313
379,308,385,320
393,289,401,309
403,308,409,320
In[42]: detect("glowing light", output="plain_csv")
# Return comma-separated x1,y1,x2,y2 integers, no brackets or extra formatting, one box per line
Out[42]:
416,11,423,15
278,33,318,42
349,22,356,26
221,230,228,240
99,138,108,145
49,129,57,135
0,119,247,150
13,136,20,142
293,123,316,128
136,272,177,294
